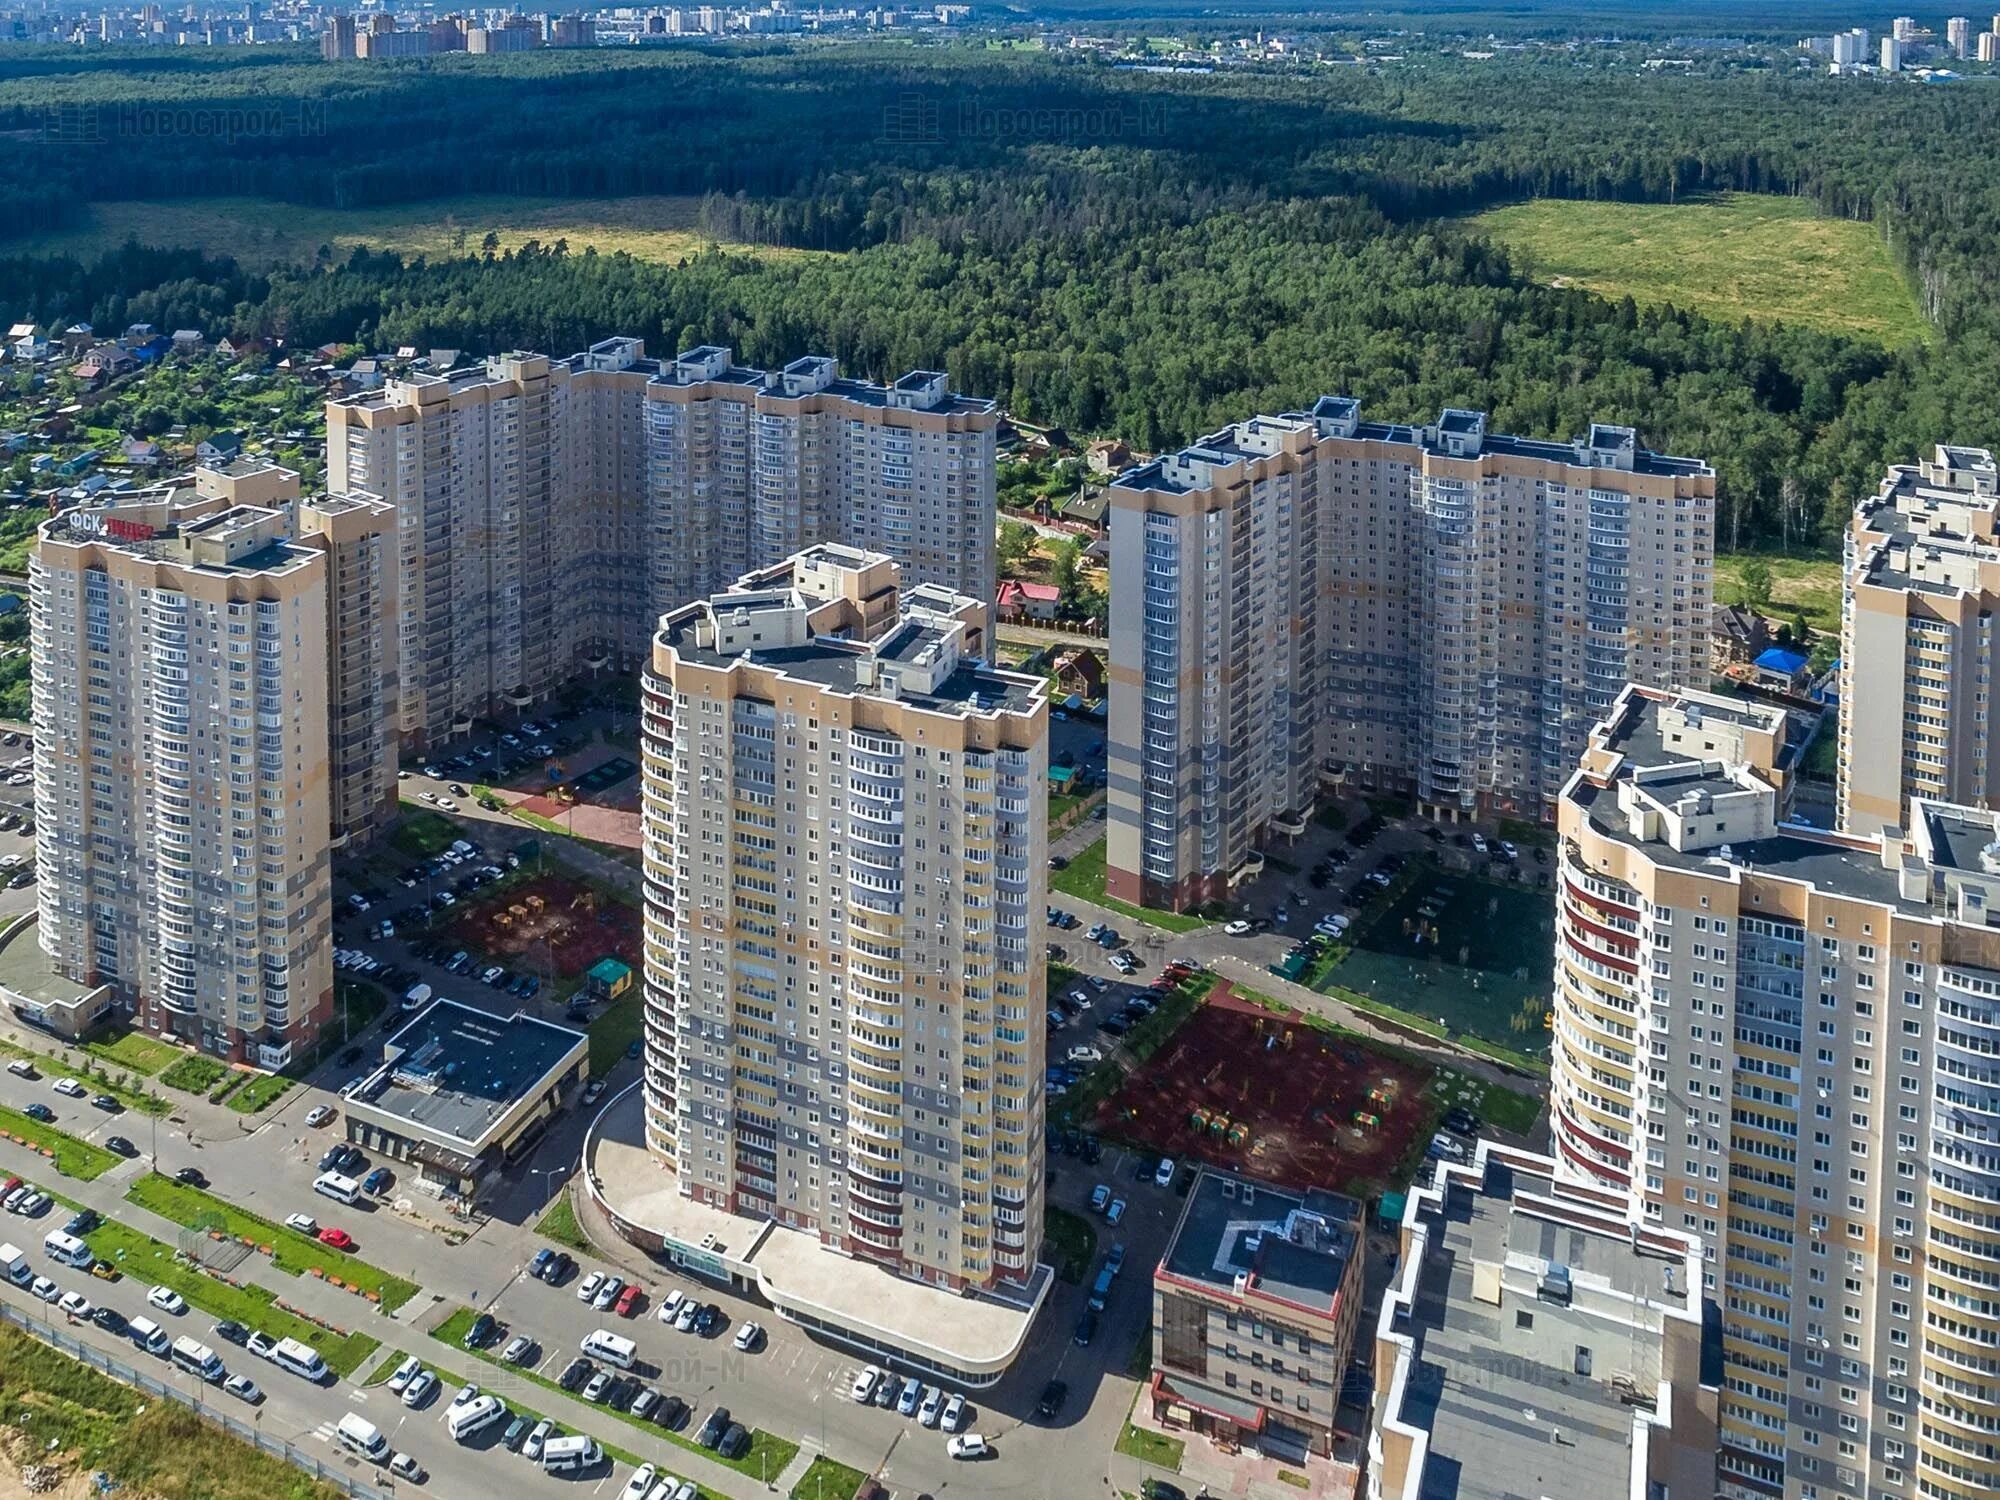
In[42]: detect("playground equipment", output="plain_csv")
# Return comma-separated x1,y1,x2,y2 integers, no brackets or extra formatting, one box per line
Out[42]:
1189,1107,1212,1132
1226,1122,1250,1147
1353,1111,1380,1130
1207,1113,1231,1139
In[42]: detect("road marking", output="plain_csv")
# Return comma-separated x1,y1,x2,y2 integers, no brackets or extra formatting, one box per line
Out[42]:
310,1420,337,1443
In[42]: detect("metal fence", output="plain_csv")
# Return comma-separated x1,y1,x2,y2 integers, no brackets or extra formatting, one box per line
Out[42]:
0,1301,391,1500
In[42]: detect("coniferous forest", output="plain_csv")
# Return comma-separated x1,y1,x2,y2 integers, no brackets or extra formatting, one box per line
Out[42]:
3,34,1998,546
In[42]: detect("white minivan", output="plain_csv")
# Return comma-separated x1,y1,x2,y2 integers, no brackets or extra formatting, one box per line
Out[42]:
580,1328,637,1370
42,1230,92,1268
447,1393,506,1442
312,1171,360,1205
336,1412,390,1462
540,1434,602,1474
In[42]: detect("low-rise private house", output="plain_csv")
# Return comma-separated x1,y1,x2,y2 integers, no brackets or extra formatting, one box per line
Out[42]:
195,431,243,467
1057,488,1109,533
997,578,1061,622
1709,601,1770,671
60,323,94,356
1751,644,1811,692
170,329,204,354
1051,646,1107,700
120,437,162,468
73,345,137,385
1085,436,1134,474
120,323,156,345
6,324,43,362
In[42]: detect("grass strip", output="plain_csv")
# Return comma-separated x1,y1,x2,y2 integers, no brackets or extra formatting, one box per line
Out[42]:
0,1038,171,1116
125,1172,420,1311
81,1217,381,1378
430,1304,799,1482
1050,838,1214,933
0,1103,120,1180
1115,1420,1184,1471
78,1028,182,1077
226,1073,295,1114
0,1316,344,1499
159,1055,230,1094
1042,1205,1098,1285
790,1456,871,1499
534,1193,592,1253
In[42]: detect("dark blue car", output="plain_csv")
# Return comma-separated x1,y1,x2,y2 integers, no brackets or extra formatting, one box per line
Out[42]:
363,1167,394,1196
530,1248,555,1280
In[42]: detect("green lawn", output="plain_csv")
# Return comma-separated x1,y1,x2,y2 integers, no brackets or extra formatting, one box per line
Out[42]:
588,993,645,1074
790,1456,872,1500
79,1029,181,1077
0,1102,120,1179
158,1055,230,1094
125,1173,420,1310
0,1319,348,1499
1716,550,1843,638
392,806,465,856
0,1039,171,1117
534,1193,592,1253
1116,1420,1185,1471
432,1305,798,1483
1470,192,1925,345
1043,1205,1098,1284
1050,838,1212,933
225,1073,295,1114
82,1217,381,1377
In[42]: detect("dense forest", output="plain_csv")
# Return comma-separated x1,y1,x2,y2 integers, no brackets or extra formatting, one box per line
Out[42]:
2,41,1997,545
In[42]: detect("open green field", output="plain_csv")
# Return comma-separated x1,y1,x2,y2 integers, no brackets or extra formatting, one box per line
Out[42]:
29,195,823,271
1326,862,1554,1056
0,1318,345,1499
1470,193,1924,345
1716,550,1843,638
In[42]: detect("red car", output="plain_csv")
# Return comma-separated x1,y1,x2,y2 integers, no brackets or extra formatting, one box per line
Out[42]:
317,1227,355,1251
613,1284,644,1318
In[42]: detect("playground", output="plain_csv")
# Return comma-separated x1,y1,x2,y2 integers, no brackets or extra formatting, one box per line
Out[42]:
1094,984,1435,1192
443,873,642,978
1326,861,1555,1055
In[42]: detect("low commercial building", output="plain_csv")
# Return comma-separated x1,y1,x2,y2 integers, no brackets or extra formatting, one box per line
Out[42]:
341,1000,587,1203
1148,1167,1365,1464
1368,1142,1719,1500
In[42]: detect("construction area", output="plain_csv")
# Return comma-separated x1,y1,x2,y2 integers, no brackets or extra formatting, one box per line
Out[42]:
1093,984,1435,1195
443,874,642,978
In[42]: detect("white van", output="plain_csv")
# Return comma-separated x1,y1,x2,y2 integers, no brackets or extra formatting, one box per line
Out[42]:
446,1393,505,1442
169,1335,225,1382
336,1412,390,1462
402,982,432,1011
580,1328,637,1370
540,1434,602,1474
0,1242,28,1285
42,1230,91,1268
5,1059,34,1079
312,1171,360,1205
127,1316,170,1356
269,1336,327,1382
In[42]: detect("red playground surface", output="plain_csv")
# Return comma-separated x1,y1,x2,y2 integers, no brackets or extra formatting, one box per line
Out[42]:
1094,984,1434,1191
446,874,641,978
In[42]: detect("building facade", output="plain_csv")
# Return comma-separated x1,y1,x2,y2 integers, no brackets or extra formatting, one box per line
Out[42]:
30,492,335,1067
326,340,998,749
1149,1168,1363,1464
1107,398,1713,910
297,491,400,847
639,545,1045,1296
1839,444,2000,837
1551,681,2000,1500
1104,417,1323,911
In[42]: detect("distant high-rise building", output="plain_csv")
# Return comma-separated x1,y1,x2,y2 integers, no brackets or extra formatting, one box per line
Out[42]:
1882,33,1906,68
1832,25,1870,63
325,339,999,750
1949,14,1972,53
31,488,336,1068
638,544,1047,1299
1105,399,1714,910
319,10,354,57
549,12,593,45
1893,13,1918,39
1983,25,2000,60
1838,444,2000,835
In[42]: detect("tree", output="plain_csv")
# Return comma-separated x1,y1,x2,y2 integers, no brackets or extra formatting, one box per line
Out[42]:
1052,539,1086,614
1738,558,1774,614
996,521,1036,576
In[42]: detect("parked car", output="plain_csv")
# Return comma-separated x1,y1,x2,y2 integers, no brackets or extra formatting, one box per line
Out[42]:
501,1334,535,1365
947,1433,990,1460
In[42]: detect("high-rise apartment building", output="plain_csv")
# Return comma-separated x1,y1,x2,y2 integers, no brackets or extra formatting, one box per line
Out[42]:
638,544,1046,1299
297,491,399,847
1551,680,2000,1500
31,491,335,1067
1980,29,1998,61
1948,15,1971,55
1104,418,1323,912
1106,398,1712,910
1838,445,2000,837
326,340,997,749
319,10,354,56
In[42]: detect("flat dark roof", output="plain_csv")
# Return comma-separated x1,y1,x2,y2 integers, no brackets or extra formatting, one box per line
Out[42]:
351,1001,586,1150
